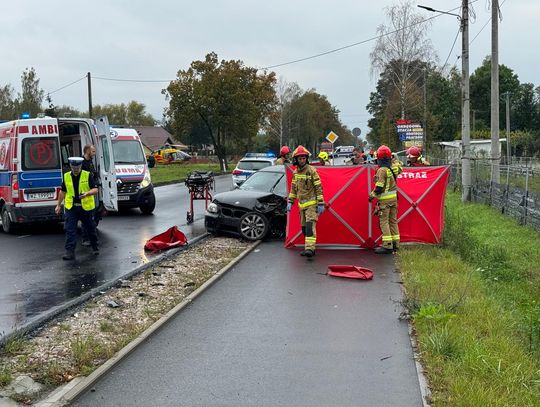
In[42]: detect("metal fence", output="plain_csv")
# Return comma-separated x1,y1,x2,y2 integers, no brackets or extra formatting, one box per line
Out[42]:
429,157,540,230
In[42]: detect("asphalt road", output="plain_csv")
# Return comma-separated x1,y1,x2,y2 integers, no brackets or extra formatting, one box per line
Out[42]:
72,241,424,407
0,175,234,340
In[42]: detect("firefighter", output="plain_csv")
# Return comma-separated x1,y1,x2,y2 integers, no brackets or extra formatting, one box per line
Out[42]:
55,157,99,260
317,151,331,166
407,146,430,166
275,146,291,165
369,145,401,254
287,146,324,258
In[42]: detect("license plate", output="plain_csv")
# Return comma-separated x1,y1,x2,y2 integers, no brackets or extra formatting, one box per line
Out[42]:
27,192,54,200
117,195,130,201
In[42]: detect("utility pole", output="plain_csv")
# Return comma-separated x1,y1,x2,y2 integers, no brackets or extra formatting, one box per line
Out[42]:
490,0,500,184
87,72,93,118
423,67,428,154
461,0,472,201
502,92,511,165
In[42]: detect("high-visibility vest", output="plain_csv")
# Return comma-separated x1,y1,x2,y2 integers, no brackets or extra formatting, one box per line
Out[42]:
64,171,95,211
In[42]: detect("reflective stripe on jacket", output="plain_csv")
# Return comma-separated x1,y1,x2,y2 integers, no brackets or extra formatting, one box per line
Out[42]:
64,171,95,211
288,164,323,207
370,167,397,202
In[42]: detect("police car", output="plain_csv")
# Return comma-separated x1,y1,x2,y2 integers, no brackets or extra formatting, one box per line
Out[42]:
232,153,276,187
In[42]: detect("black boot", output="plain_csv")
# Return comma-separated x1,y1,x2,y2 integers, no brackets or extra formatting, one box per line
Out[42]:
392,242,399,253
62,251,75,260
374,246,393,255
304,249,315,258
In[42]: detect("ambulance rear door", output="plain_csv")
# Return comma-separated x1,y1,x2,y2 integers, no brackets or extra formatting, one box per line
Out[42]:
94,116,118,211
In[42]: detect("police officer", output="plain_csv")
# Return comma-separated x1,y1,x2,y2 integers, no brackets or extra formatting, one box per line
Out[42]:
81,144,100,246
287,146,324,258
369,145,401,254
55,157,99,260
275,146,291,165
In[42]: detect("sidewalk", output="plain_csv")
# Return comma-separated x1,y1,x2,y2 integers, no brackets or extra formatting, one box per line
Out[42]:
71,241,425,407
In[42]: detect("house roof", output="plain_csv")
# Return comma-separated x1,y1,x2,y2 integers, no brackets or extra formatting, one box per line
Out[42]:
131,126,177,151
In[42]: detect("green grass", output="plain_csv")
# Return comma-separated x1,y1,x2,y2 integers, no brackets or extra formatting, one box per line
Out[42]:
399,192,540,406
149,163,233,185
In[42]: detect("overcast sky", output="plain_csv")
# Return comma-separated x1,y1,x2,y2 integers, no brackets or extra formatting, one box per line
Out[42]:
1,0,535,137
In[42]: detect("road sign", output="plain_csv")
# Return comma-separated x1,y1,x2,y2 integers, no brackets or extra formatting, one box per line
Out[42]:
326,131,339,143
352,127,361,137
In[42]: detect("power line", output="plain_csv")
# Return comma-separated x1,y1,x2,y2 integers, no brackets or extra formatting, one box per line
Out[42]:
47,75,86,95
92,76,172,83
46,2,484,93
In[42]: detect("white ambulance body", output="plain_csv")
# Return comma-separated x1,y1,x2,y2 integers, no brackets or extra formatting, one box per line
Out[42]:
0,116,118,233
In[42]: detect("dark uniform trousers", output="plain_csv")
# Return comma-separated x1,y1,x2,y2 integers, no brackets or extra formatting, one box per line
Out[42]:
65,205,98,252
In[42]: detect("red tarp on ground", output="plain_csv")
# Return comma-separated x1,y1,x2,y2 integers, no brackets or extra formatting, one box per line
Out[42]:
285,165,449,248
144,226,188,252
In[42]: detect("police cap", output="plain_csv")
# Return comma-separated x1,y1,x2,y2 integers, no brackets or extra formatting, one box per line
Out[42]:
68,157,84,166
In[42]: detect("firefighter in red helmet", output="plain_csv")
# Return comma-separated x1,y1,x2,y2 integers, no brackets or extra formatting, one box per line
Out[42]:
287,145,325,258
369,145,401,254
276,146,291,165
407,146,430,166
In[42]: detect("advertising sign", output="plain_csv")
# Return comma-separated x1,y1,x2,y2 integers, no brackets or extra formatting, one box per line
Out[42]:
396,120,423,147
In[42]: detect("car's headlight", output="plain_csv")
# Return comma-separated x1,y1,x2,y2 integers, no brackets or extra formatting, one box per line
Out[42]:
140,170,152,188
207,202,219,214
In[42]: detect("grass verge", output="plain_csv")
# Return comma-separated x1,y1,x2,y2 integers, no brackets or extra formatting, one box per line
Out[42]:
399,192,540,406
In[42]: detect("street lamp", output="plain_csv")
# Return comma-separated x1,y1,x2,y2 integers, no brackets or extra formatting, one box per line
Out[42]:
418,2,471,202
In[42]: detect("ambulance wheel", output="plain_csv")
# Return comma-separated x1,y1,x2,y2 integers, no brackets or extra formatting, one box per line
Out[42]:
140,193,156,215
238,212,269,241
1,207,15,234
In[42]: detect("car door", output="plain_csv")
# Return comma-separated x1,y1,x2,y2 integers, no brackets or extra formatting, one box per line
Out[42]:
94,116,118,211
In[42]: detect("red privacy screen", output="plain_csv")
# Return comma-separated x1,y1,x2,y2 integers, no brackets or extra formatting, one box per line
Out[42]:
285,165,450,249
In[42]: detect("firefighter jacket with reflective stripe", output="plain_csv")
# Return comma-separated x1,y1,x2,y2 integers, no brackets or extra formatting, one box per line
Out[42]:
64,171,95,211
370,166,398,202
288,164,324,208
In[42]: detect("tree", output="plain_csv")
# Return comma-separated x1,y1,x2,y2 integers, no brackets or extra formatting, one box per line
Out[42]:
0,84,16,120
15,67,44,117
469,57,520,130
512,83,538,131
369,0,436,120
163,52,277,170
265,79,302,151
92,101,155,126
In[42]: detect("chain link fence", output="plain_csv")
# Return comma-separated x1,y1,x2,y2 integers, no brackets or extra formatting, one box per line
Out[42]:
429,157,540,230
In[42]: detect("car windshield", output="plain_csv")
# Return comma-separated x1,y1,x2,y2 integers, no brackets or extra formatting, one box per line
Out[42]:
237,160,272,171
239,171,283,192
112,140,146,164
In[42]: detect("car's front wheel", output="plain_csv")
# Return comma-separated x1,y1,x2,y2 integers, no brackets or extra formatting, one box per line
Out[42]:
238,212,269,241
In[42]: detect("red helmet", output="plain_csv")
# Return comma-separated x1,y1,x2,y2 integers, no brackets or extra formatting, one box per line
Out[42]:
376,145,392,159
279,146,290,156
407,146,421,158
292,145,311,158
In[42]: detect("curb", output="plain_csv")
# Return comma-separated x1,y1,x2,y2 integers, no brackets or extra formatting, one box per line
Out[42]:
35,239,261,407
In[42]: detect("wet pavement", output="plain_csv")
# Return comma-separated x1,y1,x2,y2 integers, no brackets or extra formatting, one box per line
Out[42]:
0,175,233,341
73,241,424,407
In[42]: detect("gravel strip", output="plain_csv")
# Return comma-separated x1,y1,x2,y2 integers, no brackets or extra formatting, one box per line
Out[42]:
0,236,253,405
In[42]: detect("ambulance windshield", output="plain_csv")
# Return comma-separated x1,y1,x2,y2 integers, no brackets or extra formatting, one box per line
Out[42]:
21,137,61,171
112,140,146,165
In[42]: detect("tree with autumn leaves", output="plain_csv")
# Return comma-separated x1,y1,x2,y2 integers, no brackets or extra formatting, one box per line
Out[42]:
163,52,277,170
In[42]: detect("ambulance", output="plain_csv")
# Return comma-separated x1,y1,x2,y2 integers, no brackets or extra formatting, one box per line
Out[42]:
110,127,155,214
0,116,118,233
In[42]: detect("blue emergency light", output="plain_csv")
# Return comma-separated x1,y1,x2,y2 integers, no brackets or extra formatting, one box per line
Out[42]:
20,112,30,119
244,152,276,158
